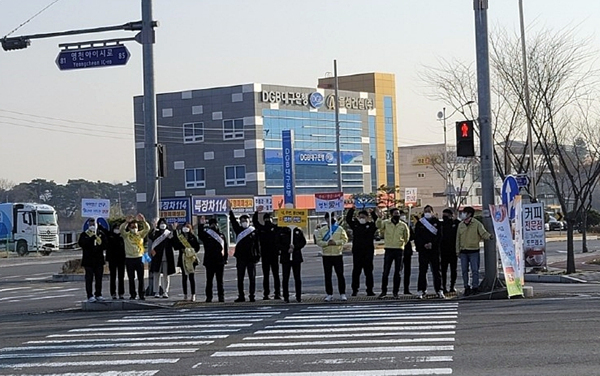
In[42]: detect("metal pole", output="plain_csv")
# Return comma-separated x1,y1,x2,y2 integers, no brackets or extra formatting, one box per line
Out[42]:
333,60,343,193
142,0,158,220
443,107,449,206
473,0,498,291
519,0,537,201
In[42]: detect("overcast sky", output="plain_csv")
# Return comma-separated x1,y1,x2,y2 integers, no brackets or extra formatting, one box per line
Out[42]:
1,0,598,184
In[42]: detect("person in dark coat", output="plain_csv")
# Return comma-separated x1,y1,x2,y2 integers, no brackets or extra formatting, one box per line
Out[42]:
402,214,415,295
174,222,201,301
229,210,260,302
198,217,228,302
346,207,378,296
253,211,281,300
148,218,176,299
277,225,307,303
78,218,106,302
104,222,126,300
414,205,443,299
440,208,460,293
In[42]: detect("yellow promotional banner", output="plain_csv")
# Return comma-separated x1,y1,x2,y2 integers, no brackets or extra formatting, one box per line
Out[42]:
276,209,308,228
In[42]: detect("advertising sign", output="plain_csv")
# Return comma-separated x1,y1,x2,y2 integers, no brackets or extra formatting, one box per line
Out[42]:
522,202,546,268
282,130,295,208
192,196,229,215
315,192,345,213
354,194,377,209
276,209,308,228
229,198,255,215
404,188,418,207
490,204,524,297
254,196,273,212
264,149,363,166
81,199,110,218
160,198,191,225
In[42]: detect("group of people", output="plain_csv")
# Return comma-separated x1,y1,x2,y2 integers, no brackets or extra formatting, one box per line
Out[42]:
78,204,492,304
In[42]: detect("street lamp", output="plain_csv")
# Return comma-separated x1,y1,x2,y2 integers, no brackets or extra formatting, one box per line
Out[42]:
436,101,475,207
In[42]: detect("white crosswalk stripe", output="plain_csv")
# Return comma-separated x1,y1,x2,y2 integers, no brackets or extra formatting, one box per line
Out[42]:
0,285,80,303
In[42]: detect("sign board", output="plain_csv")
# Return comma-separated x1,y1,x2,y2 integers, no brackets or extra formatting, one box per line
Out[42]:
501,176,519,220
81,199,110,218
160,198,191,225
404,188,418,207
490,204,524,297
275,209,308,228
282,130,295,208
515,174,530,188
354,194,377,209
522,202,546,268
56,45,130,71
229,198,255,215
254,196,273,212
191,196,229,215
315,192,345,213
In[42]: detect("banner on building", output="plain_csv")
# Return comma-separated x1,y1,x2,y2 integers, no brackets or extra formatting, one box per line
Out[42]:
276,209,308,228
315,192,345,213
282,130,295,208
490,204,524,297
192,196,229,215
81,199,110,218
229,198,255,215
254,196,273,213
160,198,191,225
522,201,546,268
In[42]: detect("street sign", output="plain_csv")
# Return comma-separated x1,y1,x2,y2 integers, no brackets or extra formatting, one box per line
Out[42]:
501,175,519,220
515,174,530,188
56,45,130,71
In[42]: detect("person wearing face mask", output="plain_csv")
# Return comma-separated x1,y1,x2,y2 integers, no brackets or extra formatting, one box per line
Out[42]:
78,218,107,303
253,210,281,300
375,208,410,299
148,218,177,298
198,217,228,302
414,205,443,299
105,223,126,300
456,206,493,296
229,210,261,302
345,207,378,297
174,222,200,301
316,212,349,302
440,208,460,293
277,225,307,303
120,214,150,300
399,210,415,295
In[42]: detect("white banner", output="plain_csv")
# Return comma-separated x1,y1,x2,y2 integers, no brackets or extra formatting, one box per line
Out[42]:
513,196,525,282
315,192,344,213
490,204,524,297
254,196,273,212
81,199,110,218
522,202,547,268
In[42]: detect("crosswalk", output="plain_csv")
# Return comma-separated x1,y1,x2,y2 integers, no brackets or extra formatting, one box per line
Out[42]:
0,285,81,304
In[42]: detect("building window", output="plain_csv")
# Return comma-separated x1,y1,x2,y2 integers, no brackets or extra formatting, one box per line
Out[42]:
225,165,246,186
183,122,204,143
457,169,466,179
223,119,244,140
417,172,425,178
185,168,205,189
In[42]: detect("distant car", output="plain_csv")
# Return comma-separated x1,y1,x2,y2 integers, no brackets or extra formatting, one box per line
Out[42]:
547,217,562,231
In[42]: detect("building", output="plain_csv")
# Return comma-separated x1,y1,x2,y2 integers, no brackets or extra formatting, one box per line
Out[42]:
133,74,398,212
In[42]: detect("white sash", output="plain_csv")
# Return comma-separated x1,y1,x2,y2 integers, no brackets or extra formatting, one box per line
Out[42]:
152,229,171,249
206,228,225,255
419,217,438,235
236,226,255,244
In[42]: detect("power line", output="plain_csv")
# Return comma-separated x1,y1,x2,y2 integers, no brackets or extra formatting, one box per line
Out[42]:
0,115,131,136
1,121,130,140
0,108,131,131
4,0,63,37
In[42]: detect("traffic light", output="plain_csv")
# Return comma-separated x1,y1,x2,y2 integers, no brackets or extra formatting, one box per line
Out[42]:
1,37,30,51
456,120,475,157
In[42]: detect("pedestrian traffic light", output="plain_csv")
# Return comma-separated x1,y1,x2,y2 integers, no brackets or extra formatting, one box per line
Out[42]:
456,120,475,157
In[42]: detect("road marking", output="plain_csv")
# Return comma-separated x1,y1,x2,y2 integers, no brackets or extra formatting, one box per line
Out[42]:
255,325,456,334
268,320,457,328
227,338,455,348
243,331,456,340
0,358,178,369
0,372,159,376
1,341,213,352
29,294,75,301
276,316,457,323
193,369,452,375
285,312,457,319
28,335,228,344
0,348,198,359
69,323,251,332
105,316,265,323
302,303,458,311
212,345,454,357
305,356,453,365
47,329,240,337
0,287,30,292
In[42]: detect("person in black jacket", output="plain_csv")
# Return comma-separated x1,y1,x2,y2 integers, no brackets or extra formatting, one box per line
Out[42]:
253,211,281,300
440,208,460,293
414,205,443,299
346,207,378,296
402,214,415,295
148,218,176,299
174,222,201,301
198,217,228,302
78,218,107,302
229,210,260,302
105,223,126,300
277,225,307,303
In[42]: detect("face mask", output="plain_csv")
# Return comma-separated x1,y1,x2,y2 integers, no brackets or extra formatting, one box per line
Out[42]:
241,222,249,229
88,225,96,232
159,224,167,230
424,213,432,219
264,219,271,223
130,228,138,234
358,218,367,225
113,229,120,234
399,215,406,222
182,227,190,233
459,213,467,220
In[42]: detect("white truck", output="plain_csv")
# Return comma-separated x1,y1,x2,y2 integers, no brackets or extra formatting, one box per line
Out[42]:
0,203,59,256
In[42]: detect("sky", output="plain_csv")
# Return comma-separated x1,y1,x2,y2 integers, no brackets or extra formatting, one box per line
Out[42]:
0,0,599,185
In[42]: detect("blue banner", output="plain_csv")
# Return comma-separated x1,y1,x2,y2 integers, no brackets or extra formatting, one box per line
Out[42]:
160,198,191,225
191,196,229,215
265,149,363,166
282,130,295,207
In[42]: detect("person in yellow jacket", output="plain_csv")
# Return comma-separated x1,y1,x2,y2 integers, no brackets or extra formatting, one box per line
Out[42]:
376,208,410,299
316,213,349,302
456,206,493,296
119,214,150,300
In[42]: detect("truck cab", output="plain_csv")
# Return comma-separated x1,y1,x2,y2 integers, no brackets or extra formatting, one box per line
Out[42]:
0,203,59,256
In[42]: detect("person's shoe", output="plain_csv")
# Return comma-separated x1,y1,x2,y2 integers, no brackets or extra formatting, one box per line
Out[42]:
205,297,212,303
249,296,256,302
377,292,387,299
471,287,480,295
119,295,124,300
392,293,399,299
263,296,270,300
162,293,169,299
366,291,376,296
139,296,145,301
449,287,457,293
191,294,196,302
296,297,302,303
111,295,117,300
234,297,245,303
340,294,348,301
218,296,225,303
274,295,281,300
154,293,161,298
324,295,334,302
87,297,97,303
437,291,446,299
284,298,290,303
96,296,105,302
416,291,425,299
404,290,412,295
442,288,449,294
464,287,472,296
183,294,188,301
129,295,136,300
351,290,358,297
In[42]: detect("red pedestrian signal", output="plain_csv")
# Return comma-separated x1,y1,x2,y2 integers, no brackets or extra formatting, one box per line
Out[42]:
456,120,475,157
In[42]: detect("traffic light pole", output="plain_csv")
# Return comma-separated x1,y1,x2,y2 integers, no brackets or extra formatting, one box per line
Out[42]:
473,0,499,292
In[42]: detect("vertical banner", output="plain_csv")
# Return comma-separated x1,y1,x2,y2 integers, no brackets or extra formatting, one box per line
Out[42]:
490,204,524,297
282,130,295,208
512,195,525,282
522,202,546,268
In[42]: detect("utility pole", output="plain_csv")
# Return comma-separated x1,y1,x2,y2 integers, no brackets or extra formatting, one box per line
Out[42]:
333,59,343,193
141,0,159,221
473,0,498,291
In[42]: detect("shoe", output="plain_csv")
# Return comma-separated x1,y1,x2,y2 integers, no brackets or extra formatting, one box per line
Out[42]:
119,295,124,300
139,296,145,301
449,287,457,293
234,297,245,303
416,291,425,299
366,291,376,296
437,291,446,299
218,296,225,302
263,296,270,300
162,293,169,298
377,292,387,299
205,297,212,303
249,296,255,302
442,288,449,294
111,295,117,300
129,296,136,300
340,294,348,301
183,294,188,301
404,291,412,295
274,295,281,300
472,287,479,295
284,298,290,303
464,287,472,296
96,296,105,302
154,294,160,298
351,291,358,297
87,297,97,303
324,295,333,302
191,294,196,302
393,293,399,299
296,297,302,303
